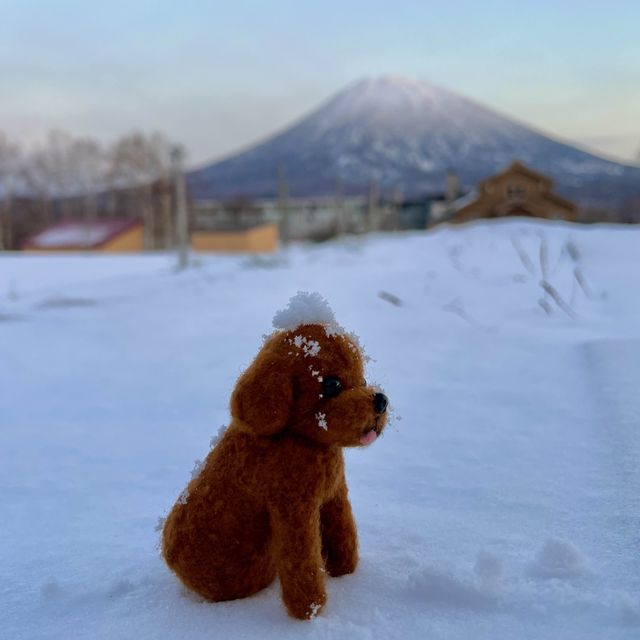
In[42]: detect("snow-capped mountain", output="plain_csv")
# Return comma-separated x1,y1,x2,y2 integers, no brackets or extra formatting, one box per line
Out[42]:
188,76,640,205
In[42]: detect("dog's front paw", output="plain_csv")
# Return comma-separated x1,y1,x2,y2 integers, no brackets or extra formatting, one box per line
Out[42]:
283,589,327,620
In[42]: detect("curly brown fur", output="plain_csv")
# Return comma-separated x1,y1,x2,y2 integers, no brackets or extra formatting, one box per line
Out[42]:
162,324,387,620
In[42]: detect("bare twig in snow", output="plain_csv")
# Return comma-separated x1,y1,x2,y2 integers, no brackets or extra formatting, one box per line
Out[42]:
442,298,493,331
511,234,536,276
539,237,549,281
378,290,402,307
540,280,577,319
7,280,18,301
569,276,578,308
538,298,553,315
574,268,593,299
565,240,580,262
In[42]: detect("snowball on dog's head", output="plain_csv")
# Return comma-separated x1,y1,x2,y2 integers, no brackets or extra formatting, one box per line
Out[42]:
272,291,340,334
231,292,388,447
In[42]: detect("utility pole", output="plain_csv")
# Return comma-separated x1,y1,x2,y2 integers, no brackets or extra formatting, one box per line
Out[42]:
335,177,346,236
392,187,404,231
367,180,379,233
161,177,173,249
0,192,14,251
172,145,189,270
0,198,5,251
277,164,290,244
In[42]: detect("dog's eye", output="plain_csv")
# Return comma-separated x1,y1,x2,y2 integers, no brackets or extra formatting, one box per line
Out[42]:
322,376,342,398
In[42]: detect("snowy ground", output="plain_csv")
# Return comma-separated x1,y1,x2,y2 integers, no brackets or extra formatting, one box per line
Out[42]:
1,219,639,639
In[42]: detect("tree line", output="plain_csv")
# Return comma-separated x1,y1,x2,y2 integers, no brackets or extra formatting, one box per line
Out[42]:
0,130,180,250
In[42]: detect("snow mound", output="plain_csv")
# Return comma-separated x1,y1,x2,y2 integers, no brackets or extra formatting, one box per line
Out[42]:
40,579,62,599
618,593,640,626
272,291,339,333
529,538,588,580
408,566,495,609
474,550,503,587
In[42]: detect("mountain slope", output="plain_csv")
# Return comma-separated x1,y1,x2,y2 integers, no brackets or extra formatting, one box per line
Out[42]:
188,76,640,205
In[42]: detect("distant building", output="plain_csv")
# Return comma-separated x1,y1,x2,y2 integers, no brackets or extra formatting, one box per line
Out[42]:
191,222,279,253
22,219,143,252
441,161,578,223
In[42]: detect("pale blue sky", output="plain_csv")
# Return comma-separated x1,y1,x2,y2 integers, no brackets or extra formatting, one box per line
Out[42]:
1,0,638,165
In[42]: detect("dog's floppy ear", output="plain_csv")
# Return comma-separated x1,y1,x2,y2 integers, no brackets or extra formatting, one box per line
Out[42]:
231,354,292,436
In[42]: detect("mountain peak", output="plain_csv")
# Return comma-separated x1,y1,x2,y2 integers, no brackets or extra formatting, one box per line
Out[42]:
188,77,640,206
322,75,459,122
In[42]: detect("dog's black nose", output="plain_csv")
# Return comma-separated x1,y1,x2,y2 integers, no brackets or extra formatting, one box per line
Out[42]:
373,392,388,414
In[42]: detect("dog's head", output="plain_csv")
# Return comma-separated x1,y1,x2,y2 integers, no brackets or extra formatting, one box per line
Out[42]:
231,323,388,447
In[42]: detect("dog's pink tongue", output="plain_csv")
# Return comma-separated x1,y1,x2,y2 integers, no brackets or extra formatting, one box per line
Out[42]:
360,430,378,446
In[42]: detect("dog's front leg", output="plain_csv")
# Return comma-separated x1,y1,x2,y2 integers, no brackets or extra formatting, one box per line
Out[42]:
270,501,326,620
320,481,358,577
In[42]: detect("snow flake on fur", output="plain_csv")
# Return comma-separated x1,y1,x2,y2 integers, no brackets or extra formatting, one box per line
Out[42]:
308,365,323,381
190,459,204,480
287,334,321,358
210,424,227,449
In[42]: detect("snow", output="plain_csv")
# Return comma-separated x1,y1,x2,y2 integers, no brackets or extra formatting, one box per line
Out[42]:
529,538,588,580
25,220,138,249
474,551,503,587
35,224,110,247
1,218,640,639
273,291,338,333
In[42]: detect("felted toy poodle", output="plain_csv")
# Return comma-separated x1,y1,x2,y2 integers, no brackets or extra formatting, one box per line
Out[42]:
162,292,388,620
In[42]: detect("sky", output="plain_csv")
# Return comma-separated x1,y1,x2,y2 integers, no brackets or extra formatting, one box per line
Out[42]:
1,0,639,167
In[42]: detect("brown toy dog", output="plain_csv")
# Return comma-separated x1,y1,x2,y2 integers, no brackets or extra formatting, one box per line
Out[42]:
162,293,388,620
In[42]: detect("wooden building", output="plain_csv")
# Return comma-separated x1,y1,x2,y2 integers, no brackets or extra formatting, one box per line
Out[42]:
452,161,578,223
22,219,143,252
191,222,278,253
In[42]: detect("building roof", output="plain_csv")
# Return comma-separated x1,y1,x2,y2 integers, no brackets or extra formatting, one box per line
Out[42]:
479,160,553,189
451,160,578,221
22,219,141,250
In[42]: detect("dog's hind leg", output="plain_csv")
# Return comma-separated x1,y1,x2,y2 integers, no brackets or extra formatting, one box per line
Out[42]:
176,547,277,603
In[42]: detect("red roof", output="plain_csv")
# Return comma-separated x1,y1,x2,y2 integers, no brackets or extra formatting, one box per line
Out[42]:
23,219,141,250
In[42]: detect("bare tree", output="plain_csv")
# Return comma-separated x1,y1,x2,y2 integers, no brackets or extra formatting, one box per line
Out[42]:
23,131,79,222
108,132,172,249
67,137,105,225
10,129,180,249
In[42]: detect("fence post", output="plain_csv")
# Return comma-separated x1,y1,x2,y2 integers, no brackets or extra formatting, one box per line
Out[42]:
277,164,290,244
172,145,189,270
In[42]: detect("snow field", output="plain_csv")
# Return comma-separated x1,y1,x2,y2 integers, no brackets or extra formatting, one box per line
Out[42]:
1,219,640,639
